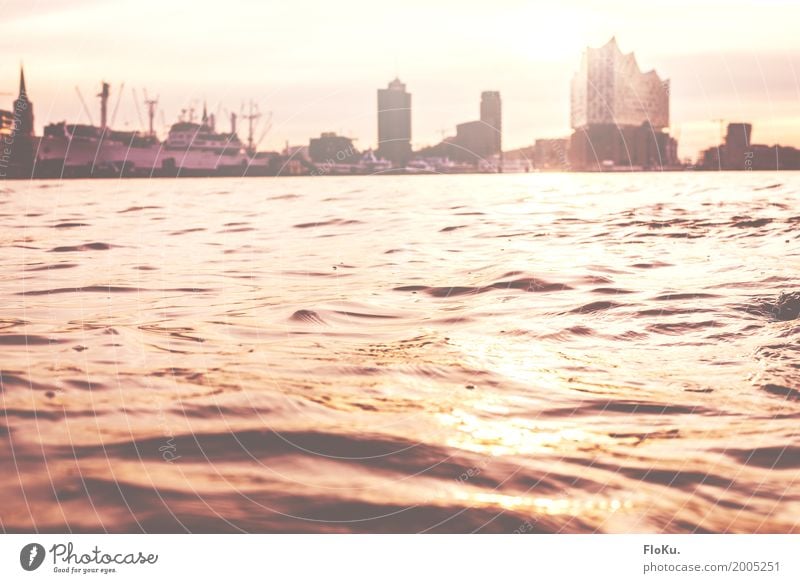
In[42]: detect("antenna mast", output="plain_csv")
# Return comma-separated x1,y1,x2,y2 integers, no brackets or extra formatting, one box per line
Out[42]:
242,100,261,154
97,82,110,129
143,89,159,137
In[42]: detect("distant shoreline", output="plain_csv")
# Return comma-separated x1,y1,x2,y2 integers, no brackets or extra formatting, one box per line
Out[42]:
5,167,800,181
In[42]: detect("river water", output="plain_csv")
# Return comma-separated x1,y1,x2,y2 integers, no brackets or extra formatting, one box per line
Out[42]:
1,172,799,533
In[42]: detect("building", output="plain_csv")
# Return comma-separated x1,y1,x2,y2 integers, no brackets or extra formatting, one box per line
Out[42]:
533,138,569,170
308,132,358,165
377,78,412,167
723,123,752,170
0,67,36,179
417,90,502,168
569,38,677,170
570,37,668,130
0,110,15,137
13,67,34,137
698,123,800,170
453,120,494,161
480,91,502,156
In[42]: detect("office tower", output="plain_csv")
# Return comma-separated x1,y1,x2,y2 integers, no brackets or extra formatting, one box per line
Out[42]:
724,123,752,169
377,78,412,166
480,91,502,155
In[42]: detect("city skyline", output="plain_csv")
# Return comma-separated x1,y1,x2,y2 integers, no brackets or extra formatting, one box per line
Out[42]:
4,0,800,159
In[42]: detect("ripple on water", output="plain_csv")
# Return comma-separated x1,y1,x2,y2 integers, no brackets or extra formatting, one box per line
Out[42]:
0,334,67,345
290,309,327,325
394,276,573,298
49,242,116,252
2,175,800,534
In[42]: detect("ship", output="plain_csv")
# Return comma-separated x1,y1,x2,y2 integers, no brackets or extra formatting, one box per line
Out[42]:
36,83,250,178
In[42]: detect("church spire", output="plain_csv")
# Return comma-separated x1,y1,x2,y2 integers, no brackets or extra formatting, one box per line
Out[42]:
13,63,34,138
19,64,27,99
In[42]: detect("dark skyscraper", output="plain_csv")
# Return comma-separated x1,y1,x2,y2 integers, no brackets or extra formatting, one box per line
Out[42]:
724,123,752,169
480,91,502,156
377,78,411,166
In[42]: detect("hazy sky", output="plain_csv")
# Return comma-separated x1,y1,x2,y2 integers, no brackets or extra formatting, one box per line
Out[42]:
3,0,800,159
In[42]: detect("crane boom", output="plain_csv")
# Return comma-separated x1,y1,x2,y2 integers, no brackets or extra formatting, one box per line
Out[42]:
109,82,125,128
74,86,95,126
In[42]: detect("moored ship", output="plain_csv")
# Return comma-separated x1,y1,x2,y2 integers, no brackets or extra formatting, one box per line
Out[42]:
36,84,251,178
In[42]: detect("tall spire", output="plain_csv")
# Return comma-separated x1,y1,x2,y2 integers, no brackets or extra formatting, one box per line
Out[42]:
13,63,34,138
202,101,208,124
19,64,27,98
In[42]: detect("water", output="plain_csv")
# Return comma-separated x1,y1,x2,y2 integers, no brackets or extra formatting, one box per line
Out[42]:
1,172,799,533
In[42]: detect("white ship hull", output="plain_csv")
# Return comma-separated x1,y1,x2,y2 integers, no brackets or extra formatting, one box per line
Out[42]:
37,135,249,177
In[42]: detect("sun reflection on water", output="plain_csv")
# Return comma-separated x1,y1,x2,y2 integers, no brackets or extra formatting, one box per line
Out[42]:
436,408,617,457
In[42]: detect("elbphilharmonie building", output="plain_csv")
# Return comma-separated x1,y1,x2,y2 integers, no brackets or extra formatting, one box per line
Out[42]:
569,38,677,170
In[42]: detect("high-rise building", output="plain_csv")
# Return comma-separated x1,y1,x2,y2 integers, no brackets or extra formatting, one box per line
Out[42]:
377,78,411,166
480,91,502,156
698,122,800,171
569,38,676,170
724,123,752,170
417,90,503,167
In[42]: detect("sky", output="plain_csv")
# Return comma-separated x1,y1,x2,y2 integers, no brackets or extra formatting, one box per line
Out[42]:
2,0,800,160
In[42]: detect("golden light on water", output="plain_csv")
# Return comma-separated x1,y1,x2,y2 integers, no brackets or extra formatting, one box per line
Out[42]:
454,334,571,392
451,490,632,516
436,408,618,457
